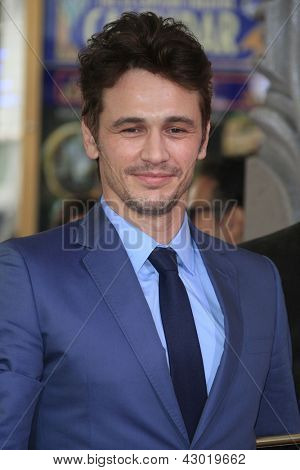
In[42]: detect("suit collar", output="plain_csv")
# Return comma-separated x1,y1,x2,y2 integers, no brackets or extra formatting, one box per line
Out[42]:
189,222,244,448
77,200,195,273
100,196,156,274
101,196,196,275
77,202,189,445
74,203,243,447
74,200,233,255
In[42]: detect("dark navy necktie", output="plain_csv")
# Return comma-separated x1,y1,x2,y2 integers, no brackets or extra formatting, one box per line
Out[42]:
148,247,207,442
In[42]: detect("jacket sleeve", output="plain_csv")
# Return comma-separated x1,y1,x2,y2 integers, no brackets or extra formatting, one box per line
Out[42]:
0,242,44,449
255,257,300,437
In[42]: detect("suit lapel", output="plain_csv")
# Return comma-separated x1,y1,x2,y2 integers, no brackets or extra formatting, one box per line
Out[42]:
75,203,189,445
73,205,243,447
189,225,244,448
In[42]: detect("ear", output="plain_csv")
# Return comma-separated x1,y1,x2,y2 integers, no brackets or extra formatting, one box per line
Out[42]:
197,122,211,160
81,120,99,160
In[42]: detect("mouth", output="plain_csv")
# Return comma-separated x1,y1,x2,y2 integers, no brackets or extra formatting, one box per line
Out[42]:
132,173,175,187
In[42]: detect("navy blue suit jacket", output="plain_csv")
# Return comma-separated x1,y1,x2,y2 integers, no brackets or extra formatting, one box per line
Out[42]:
0,202,299,449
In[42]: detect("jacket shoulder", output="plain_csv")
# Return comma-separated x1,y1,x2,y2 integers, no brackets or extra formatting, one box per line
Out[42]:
191,223,274,274
0,220,83,260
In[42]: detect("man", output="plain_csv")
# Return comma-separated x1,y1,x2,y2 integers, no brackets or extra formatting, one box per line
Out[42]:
241,223,300,401
0,12,299,450
188,158,245,244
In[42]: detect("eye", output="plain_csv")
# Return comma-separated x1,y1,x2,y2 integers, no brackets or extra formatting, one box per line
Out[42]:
168,127,187,134
121,127,141,134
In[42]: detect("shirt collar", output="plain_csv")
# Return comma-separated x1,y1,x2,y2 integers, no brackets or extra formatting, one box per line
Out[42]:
100,196,195,275
168,212,195,275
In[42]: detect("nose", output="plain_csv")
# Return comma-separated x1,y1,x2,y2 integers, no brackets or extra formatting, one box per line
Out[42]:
140,129,170,164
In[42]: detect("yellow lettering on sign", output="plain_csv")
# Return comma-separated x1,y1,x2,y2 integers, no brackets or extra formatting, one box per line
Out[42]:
82,7,241,57
201,12,219,53
194,11,240,55
218,11,239,54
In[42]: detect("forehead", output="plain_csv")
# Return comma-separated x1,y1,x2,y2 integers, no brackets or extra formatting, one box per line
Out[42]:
101,69,201,121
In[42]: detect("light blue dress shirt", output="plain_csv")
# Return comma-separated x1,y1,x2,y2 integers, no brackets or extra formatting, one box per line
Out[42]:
101,196,225,393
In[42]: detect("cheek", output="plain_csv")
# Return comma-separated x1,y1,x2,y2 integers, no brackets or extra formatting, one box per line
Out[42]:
168,138,200,162
106,139,142,166
173,151,198,177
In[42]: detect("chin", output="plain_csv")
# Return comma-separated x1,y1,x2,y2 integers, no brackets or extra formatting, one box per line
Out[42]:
124,196,179,216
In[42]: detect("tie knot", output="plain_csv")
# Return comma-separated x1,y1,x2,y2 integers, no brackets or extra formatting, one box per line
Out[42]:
148,247,178,274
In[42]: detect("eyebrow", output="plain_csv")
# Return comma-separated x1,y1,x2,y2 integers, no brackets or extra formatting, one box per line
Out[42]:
164,116,196,127
111,115,196,128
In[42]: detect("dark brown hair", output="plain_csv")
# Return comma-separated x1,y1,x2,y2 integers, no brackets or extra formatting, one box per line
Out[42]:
78,11,212,142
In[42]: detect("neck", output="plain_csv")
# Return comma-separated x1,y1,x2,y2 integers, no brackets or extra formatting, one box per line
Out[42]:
103,194,187,245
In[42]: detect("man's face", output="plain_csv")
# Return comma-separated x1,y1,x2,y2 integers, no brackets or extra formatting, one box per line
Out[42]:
83,68,209,216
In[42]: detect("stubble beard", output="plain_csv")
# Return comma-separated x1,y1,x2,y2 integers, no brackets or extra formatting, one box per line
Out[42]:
102,164,195,217
125,193,179,216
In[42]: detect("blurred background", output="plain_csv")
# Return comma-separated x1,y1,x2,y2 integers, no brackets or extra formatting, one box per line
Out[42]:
1,0,300,243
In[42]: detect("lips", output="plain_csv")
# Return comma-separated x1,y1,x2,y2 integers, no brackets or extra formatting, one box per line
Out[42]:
132,173,174,186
